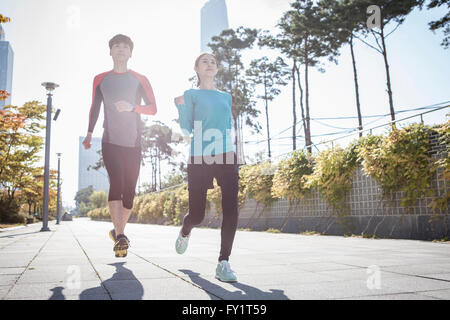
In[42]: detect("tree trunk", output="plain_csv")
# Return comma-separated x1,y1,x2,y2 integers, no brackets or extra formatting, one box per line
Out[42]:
263,74,271,159
380,20,395,125
304,50,312,154
295,64,307,147
158,149,161,191
292,61,297,151
350,34,363,137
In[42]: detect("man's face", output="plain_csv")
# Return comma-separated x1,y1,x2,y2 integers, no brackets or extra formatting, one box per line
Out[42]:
110,42,132,62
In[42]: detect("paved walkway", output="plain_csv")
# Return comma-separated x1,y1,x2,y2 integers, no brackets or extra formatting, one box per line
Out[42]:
0,217,450,300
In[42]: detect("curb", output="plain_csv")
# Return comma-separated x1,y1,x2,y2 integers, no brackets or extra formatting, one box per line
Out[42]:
0,222,43,232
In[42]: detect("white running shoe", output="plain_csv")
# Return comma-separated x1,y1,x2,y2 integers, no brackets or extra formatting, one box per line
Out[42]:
215,260,237,282
175,230,190,254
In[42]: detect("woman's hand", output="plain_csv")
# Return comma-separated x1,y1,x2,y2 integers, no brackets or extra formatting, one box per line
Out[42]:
82,133,92,150
114,100,134,112
175,95,184,105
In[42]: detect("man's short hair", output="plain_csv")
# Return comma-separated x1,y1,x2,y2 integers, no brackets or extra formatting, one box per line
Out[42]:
109,34,134,52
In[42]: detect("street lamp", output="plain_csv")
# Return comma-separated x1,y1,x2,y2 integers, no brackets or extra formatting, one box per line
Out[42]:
40,82,59,232
56,152,62,225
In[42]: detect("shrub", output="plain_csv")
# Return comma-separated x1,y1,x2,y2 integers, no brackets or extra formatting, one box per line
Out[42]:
271,150,314,201
174,185,189,225
0,199,25,224
306,143,359,214
358,123,436,208
239,161,277,207
430,120,450,212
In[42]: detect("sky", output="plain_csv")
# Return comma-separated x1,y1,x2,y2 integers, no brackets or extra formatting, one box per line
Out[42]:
0,0,449,208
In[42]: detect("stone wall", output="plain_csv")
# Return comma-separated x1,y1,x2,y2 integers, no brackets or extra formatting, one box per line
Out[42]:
201,130,449,240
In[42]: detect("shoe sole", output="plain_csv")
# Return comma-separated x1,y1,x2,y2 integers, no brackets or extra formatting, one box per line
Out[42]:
175,244,187,255
175,237,189,254
114,249,128,258
215,275,237,283
114,240,129,258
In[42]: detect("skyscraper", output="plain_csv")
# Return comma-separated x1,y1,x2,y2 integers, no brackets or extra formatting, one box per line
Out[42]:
200,0,229,52
78,136,109,193
0,24,14,109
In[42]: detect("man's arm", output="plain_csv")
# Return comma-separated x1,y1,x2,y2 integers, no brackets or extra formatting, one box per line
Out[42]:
129,71,157,115
88,84,103,134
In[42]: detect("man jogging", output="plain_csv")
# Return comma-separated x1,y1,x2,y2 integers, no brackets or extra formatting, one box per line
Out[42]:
82,34,157,257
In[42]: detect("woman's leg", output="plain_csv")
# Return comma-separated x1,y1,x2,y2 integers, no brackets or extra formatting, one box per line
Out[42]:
181,161,212,236
217,154,239,262
181,187,208,236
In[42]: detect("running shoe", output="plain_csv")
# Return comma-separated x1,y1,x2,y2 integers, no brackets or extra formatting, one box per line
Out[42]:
113,234,130,258
109,229,116,242
215,260,237,282
175,230,190,254
109,229,130,245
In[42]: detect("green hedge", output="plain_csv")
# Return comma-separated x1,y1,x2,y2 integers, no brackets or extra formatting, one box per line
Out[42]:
87,122,449,224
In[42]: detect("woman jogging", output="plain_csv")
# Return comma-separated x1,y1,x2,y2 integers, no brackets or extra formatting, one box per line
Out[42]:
174,52,239,282
82,34,157,258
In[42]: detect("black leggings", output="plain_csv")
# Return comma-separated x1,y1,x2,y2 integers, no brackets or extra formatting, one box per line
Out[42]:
102,142,141,209
181,152,239,262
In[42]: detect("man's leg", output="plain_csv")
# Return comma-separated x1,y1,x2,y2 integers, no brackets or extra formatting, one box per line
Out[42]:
108,200,123,235
118,144,141,236
102,142,124,237
108,200,131,236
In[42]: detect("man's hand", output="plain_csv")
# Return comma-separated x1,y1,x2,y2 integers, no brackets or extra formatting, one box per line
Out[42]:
82,133,92,150
114,100,134,112
175,95,184,105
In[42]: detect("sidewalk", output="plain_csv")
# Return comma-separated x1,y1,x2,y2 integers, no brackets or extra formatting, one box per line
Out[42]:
0,217,449,300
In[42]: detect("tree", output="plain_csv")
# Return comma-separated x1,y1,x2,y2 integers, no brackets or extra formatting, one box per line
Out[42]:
271,0,343,153
208,27,261,164
246,56,289,158
0,102,46,220
422,0,450,49
0,13,11,23
18,167,44,215
259,27,302,152
142,121,179,191
354,0,423,123
317,0,371,137
74,185,94,214
89,190,108,209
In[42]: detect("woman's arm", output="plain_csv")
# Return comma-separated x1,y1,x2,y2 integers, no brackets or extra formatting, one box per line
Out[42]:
175,90,194,136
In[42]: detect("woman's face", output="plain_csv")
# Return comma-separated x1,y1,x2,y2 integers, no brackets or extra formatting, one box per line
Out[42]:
195,54,218,79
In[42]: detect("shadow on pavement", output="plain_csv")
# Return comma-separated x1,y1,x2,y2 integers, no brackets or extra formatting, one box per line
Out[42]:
179,269,289,300
49,286,65,300
49,262,144,300
0,231,41,239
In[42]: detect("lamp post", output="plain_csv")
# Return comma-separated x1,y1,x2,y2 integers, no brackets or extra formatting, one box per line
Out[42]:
56,152,62,225
40,82,59,232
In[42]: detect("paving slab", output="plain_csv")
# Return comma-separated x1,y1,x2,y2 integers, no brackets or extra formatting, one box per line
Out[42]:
0,218,449,300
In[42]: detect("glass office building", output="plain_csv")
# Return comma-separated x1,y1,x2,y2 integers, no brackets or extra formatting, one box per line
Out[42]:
200,0,229,52
0,24,14,109
78,136,110,193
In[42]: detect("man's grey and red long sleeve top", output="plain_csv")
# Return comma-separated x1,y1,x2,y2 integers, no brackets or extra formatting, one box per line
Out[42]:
88,69,157,148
